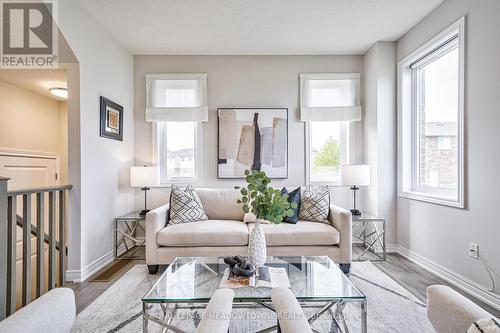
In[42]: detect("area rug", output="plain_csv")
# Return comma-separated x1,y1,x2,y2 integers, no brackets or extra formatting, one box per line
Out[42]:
71,262,434,332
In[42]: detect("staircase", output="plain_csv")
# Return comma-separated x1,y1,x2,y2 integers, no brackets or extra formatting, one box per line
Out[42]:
0,176,72,319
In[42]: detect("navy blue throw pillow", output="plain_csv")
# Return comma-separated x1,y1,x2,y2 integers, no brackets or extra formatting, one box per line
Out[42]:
281,187,301,224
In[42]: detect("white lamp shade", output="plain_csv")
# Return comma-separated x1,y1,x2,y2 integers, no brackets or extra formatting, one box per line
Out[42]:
340,165,370,186
130,166,160,187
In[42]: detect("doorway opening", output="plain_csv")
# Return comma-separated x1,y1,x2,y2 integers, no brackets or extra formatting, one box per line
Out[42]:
0,68,69,308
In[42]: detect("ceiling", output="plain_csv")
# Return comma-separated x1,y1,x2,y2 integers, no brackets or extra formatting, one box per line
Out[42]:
78,0,444,55
0,69,67,101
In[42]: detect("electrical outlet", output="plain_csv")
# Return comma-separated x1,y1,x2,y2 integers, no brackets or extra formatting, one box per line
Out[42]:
469,242,479,259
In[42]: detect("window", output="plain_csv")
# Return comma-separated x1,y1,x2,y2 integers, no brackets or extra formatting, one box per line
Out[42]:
300,73,358,185
157,122,202,184
147,74,207,186
306,121,350,184
399,17,464,207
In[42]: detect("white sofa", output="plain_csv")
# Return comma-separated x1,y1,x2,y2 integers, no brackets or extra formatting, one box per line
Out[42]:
146,188,352,274
0,288,75,333
427,285,499,333
0,287,233,333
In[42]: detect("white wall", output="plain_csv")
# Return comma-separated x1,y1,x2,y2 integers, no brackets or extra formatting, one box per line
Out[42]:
134,55,364,210
362,42,397,245
397,0,500,302
0,80,68,182
58,0,135,281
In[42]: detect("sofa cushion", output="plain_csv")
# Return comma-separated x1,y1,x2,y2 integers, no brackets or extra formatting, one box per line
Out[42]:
157,220,249,247
196,188,244,220
247,221,339,246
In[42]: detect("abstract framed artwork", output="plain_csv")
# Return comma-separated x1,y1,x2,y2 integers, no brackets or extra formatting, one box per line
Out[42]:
218,108,288,179
100,96,123,141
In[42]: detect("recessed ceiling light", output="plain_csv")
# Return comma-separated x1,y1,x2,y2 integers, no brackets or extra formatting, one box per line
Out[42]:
49,87,68,99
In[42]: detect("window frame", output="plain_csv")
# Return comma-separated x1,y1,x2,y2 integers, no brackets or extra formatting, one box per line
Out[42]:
305,121,354,186
398,16,465,208
153,121,203,187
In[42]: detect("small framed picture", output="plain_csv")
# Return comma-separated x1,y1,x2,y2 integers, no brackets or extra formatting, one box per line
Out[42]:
100,96,123,141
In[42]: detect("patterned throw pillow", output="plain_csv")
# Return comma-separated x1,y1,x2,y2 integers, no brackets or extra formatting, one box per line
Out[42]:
298,186,330,224
168,185,208,225
280,187,301,224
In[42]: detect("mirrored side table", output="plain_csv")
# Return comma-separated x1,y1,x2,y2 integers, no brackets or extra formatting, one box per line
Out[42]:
352,212,386,261
114,211,146,260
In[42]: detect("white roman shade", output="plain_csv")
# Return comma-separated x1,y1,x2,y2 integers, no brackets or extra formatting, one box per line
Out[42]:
300,73,361,121
146,74,208,122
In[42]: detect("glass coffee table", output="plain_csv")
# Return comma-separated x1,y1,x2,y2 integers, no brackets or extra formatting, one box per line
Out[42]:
142,256,367,333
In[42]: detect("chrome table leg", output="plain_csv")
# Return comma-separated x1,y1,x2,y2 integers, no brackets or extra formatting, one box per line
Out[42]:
142,302,148,332
361,300,367,333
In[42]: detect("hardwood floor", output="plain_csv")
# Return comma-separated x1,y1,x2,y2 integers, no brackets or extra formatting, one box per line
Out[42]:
68,249,499,319
372,253,500,317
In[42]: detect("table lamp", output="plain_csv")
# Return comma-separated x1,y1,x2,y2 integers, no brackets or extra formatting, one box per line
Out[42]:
130,166,160,216
340,165,370,216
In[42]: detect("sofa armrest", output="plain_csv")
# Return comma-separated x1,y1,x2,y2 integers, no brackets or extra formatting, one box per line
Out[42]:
271,287,313,333
328,204,352,264
0,288,75,333
146,204,169,264
427,285,493,333
196,289,234,333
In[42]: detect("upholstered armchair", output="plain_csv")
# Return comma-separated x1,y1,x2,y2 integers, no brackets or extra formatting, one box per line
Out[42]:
427,285,498,333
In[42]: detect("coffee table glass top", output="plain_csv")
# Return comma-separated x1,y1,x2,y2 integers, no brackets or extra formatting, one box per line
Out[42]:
143,256,365,303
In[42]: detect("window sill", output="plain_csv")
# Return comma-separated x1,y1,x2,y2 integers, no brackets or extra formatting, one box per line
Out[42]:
398,190,464,209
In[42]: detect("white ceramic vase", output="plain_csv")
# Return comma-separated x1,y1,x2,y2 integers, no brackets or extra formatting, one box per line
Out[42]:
248,218,266,267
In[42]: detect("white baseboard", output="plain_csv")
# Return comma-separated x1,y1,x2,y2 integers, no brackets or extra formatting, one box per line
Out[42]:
395,245,500,310
66,250,115,283
66,240,141,283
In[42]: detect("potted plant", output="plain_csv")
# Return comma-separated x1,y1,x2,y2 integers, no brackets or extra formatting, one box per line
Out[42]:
235,170,297,267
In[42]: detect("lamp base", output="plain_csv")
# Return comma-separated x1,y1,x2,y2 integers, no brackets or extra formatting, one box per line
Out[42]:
350,209,361,216
140,187,151,217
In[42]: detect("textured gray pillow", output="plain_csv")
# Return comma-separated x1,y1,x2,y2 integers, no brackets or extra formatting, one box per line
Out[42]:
168,185,208,225
298,186,330,224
